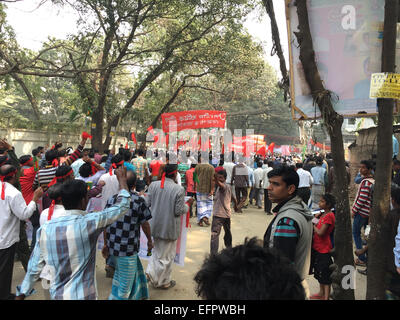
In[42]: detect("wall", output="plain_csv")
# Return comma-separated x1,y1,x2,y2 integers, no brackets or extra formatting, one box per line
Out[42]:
0,128,128,157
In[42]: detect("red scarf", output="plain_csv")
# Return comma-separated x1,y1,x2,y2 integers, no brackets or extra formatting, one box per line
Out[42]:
160,170,177,189
91,162,97,175
109,160,124,176
1,169,17,200
48,196,62,221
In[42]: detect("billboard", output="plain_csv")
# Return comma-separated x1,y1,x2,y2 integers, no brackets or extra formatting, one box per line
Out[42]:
285,0,400,119
161,110,226,132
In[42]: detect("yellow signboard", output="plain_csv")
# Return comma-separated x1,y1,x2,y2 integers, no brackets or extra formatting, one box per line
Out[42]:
370,73,400,99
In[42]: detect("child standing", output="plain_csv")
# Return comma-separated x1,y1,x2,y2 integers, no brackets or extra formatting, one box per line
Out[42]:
310,194,336,300
210,170,234,255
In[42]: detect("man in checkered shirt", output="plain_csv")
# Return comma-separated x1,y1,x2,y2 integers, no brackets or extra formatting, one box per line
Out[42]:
102,171,153,300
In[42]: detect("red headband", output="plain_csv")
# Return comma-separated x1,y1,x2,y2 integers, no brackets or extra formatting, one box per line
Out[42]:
160,170,177,189
20,157,33,167
1,169,17,200
109,161,124,176
48,169,73,187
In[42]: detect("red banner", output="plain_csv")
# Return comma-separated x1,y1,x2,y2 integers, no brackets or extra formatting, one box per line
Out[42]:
161,110,226,132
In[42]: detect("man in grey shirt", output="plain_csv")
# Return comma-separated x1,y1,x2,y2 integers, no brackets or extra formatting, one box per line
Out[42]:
145,164,193,289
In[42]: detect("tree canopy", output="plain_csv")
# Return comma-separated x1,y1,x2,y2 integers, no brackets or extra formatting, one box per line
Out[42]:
0,0,299,150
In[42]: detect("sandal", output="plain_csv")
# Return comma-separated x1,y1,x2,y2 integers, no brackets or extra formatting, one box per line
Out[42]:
309,293,323,300
354,258,366,266
203,217,210,226
198,221,204,227
159,280,176,290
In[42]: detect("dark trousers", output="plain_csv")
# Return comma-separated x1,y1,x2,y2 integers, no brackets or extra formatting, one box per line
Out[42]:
235,187,248,211
0,244,17,300
297,187,311,206
30,206,40,251
210,216,232,255
264,189,272,213
15,221,31,272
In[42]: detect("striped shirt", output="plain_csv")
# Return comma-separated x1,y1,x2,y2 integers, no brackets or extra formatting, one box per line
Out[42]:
16,189,131,300
263,198,300,263
32,146,83,189
352,178,374,218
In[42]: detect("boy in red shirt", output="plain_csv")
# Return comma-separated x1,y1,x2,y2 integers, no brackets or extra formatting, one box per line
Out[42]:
310,194,336,300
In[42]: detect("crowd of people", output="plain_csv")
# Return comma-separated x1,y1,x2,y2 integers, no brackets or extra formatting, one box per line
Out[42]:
1,133,400,300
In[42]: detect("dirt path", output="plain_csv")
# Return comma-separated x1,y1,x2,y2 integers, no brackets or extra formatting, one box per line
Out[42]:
11,205,366,300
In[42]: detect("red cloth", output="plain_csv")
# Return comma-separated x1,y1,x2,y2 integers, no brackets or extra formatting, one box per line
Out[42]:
150,160,162,177
131,133,137,144
312,212,335,253
161,110,226,132
82,131,92,139
20,167,37,204
215,166,224,173
185,168,195,193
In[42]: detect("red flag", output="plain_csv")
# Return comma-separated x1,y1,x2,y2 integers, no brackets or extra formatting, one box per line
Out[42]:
147,125,154,135
131,132,137,144
257,145,267,158
125,143,128,149
268,142,275,153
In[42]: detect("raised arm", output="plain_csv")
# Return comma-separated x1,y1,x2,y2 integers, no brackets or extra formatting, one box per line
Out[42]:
64,135,89,166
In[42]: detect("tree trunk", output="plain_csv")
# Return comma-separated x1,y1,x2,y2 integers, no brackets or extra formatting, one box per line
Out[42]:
294,0,355,299
262,0,290,101
366,0,398,300
90,104,105,152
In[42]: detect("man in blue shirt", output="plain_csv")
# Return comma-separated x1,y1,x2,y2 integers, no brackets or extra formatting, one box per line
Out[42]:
16,166,131,300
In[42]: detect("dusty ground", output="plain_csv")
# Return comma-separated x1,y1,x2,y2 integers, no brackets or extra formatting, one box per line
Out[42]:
11,204,366,300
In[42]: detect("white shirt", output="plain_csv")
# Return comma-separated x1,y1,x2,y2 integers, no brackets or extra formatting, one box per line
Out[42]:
176,172,182,186
39,204,67,227
0,182,36,249
98,170,120,209
297,168,314,188
39,204,68,281
70,158,85,178
261,167,273,189
223,162,235,184
253,168,264,189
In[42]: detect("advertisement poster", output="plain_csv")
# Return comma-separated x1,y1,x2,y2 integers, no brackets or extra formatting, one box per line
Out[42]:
370,73,400,99
286,0,400,119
